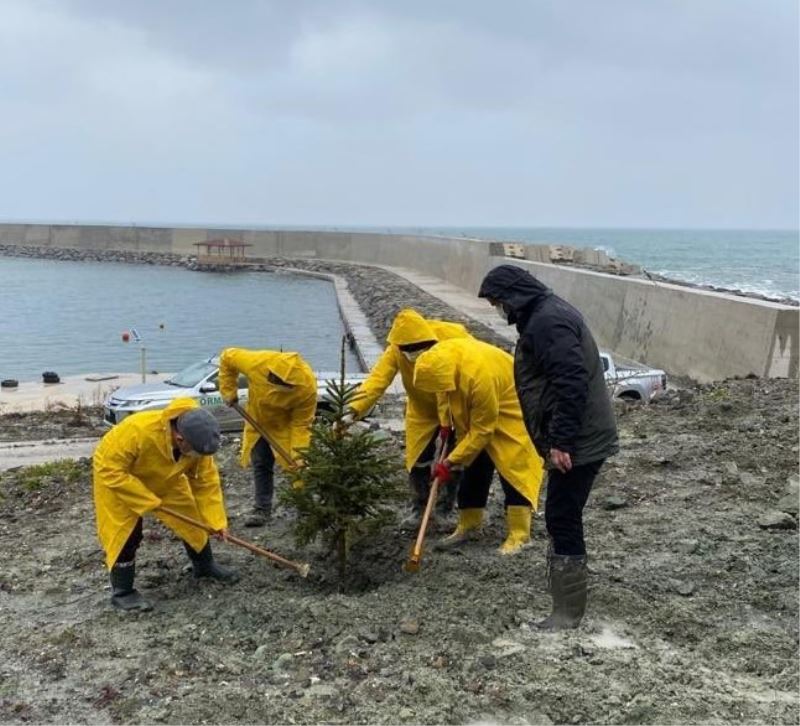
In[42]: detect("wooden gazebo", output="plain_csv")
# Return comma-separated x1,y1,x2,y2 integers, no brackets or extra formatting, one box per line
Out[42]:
193,238,253,266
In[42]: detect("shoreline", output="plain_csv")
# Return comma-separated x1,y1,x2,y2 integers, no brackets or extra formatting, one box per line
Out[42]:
0,372,171,413
1,242,796,307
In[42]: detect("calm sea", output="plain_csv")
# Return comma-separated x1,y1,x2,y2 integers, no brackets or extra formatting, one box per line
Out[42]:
385,226,799,301
0,257,360,382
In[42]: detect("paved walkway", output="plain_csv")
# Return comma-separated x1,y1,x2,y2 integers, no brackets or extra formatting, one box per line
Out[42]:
372,264,518,344
0,437,100,471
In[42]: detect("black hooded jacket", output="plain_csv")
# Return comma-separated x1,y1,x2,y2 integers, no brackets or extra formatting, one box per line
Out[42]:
478,264,618,465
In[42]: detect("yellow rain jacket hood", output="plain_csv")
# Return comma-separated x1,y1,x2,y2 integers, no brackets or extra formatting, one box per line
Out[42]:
386,309,438,346
218,348,317,470
349,308,471,470
413,337,544,506
93,397,228,569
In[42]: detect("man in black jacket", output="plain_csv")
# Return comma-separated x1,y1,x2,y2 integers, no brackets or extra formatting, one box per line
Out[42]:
478,264,618,630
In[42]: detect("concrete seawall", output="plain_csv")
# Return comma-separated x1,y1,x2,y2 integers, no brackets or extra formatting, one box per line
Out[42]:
1,223,797,382
493,260,797,382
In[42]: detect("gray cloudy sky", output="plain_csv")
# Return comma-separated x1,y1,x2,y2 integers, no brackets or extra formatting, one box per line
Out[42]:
0,0,797,229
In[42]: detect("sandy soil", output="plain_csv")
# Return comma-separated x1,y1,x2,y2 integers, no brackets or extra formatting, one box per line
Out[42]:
0,377,798,725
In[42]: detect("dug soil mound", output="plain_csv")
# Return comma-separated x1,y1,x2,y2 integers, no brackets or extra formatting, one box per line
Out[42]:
0,379,797,724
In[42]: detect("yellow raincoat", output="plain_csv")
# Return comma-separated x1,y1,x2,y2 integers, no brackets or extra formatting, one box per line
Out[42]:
218,348,317,470
93,398,228,570
348,309,470,470
413,337,544,506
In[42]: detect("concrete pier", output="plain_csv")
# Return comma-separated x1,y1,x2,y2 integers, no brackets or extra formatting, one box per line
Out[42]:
0,223,796,382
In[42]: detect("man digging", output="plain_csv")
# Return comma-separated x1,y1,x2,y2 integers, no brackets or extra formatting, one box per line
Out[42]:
413,336,545,555
219,347,317,526
342,308,470,530
93,399,238,612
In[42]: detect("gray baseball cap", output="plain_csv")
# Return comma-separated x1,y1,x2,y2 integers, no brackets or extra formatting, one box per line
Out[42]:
176,408,221,455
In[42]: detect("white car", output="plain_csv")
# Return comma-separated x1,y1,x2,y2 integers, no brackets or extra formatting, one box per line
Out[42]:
601,352,667,401
103,356,368,431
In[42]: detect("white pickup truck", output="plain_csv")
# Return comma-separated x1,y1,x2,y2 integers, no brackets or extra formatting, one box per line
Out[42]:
601,352,667,402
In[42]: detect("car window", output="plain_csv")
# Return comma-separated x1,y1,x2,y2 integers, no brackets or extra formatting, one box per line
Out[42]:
166,360,218,388
238,374,248,389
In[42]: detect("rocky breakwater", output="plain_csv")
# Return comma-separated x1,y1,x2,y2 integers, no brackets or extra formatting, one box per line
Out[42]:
0,243,189,267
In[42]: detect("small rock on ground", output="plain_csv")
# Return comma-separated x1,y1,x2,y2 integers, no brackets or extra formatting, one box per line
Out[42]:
757,511,798,530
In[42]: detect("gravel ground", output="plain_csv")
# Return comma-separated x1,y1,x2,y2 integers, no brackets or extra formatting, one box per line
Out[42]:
0,379,797,725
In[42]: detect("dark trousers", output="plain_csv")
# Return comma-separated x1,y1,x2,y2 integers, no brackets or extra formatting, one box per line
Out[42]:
409,430,459,512
116,518,143,565
545,459,604,556
252,436,276,510
457,450,530,509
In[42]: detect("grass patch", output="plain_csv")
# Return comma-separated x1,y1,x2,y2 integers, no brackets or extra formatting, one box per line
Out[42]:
15,459,84,491
702,386,731,402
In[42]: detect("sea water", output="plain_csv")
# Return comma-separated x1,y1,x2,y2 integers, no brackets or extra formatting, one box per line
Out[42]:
390,226,799,302
0,257,361,382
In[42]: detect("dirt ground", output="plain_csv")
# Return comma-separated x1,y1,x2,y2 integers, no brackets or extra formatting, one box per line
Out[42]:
0,378,798,725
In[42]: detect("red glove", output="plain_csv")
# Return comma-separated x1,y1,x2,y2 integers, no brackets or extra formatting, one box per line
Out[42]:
432,460,453,484
438,426,451,444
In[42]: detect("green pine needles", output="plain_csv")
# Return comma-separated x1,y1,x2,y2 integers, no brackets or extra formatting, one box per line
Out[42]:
281,338,403,584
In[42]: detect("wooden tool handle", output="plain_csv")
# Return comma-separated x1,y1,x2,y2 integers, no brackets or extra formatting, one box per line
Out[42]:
230,402,298,471
404,432,452,572
157,506,310,578
405,476,442,570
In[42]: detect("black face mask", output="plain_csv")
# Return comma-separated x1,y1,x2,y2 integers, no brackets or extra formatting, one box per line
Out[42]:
493,302,517,325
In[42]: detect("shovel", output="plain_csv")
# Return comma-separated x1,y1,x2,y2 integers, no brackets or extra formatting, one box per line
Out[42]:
158,506,310,578
403,436,451,573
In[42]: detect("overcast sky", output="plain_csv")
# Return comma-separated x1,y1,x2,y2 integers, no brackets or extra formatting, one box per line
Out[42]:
0,1,797,229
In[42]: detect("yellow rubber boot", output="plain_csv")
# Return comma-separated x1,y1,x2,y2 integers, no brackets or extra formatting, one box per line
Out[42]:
437,508,484,549
498,506,532,556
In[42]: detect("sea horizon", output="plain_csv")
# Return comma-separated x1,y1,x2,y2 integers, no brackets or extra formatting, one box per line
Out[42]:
1,218,797,233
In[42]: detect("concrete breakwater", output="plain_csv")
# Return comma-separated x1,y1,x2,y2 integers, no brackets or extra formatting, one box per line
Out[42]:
0,224,797,381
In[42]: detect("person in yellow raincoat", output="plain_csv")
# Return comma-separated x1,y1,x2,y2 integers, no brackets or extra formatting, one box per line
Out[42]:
343,308,471,529
93,398,238,612
219,348,317,527
413,337,545,555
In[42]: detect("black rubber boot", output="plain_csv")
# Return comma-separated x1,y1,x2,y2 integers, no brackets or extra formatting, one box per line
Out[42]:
109,561,152,612
399,466,430,529
244,507,271,527
183,541,240,583
537,552,588,630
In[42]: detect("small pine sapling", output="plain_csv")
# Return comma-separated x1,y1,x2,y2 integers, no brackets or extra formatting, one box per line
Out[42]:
281,337,403,584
